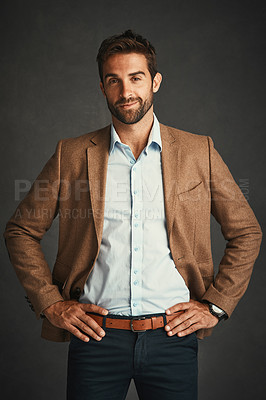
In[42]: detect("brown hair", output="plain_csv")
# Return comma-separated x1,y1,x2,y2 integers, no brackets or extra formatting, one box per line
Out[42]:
96,29,157,83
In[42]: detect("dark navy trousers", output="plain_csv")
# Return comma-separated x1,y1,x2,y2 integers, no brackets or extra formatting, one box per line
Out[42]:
67,313,198,400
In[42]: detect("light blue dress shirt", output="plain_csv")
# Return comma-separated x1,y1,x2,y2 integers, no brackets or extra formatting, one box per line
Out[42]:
80,114,189,315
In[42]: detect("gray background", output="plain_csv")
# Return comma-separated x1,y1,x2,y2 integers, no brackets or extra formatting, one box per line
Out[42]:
1,0,265,399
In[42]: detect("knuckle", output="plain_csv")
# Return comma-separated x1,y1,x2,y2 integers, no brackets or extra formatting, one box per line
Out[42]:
86,316,96,326
72,304,81,313
81,322,91,333
71,328,81,338
79,322,102,340
184,320,191,328
66,322,76,332
76,332,89,342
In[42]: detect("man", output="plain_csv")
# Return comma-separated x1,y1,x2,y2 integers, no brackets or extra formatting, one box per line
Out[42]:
4,30,262,399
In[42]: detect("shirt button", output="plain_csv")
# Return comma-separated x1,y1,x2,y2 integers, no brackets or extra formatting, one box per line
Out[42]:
134,213,138,218
134,223,139,227
134,247,139,252
130,160,135,165
133,190,138,195
134,270,138,274
133,302,138,307
134,280,138,285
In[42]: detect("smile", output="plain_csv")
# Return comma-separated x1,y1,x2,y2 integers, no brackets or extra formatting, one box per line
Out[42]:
119,101,139,109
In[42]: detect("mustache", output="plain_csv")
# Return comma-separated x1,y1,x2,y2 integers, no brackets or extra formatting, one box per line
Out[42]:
115,97,141,106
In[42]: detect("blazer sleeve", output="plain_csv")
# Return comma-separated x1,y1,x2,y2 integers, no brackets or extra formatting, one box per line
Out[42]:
3,140,64,318
201,136,263,316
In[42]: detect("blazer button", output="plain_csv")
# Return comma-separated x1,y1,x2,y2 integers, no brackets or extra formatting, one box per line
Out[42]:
73,287,81,299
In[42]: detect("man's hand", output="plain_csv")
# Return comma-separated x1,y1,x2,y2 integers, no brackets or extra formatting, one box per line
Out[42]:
43,300,109,342
165,300,219,337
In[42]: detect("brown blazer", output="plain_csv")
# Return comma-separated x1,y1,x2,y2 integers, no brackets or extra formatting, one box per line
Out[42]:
4,123,262,340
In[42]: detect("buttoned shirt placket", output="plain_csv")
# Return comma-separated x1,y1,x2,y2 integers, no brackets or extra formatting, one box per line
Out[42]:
119,144,144,315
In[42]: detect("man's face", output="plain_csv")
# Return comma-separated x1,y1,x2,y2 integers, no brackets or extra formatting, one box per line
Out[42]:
100,52,161,124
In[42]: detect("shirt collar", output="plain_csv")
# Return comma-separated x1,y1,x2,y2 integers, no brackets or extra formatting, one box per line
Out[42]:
109,113,162,155
145,113,162,154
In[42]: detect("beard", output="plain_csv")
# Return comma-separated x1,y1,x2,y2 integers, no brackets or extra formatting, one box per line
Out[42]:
106,90,154,125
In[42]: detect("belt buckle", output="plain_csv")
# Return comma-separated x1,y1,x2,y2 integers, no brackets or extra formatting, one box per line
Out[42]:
130,316,146,332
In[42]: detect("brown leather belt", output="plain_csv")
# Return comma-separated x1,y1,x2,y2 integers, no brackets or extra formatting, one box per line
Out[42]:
87,312,183,332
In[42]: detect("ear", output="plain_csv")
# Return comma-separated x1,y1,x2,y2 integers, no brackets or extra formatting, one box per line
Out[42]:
100,81,106,97
152,72,162,93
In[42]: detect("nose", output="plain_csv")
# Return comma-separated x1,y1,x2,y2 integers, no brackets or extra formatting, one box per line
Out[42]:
120,80,133,99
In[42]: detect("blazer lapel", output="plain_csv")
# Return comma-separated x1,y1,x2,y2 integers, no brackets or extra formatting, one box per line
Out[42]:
160,123,181,240
87,125,111,247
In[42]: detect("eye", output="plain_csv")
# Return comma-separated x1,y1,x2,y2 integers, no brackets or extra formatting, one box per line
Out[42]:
132,76,141,82
108,78,118,85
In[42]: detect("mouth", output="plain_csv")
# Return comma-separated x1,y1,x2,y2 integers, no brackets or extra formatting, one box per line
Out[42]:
118,101,139,109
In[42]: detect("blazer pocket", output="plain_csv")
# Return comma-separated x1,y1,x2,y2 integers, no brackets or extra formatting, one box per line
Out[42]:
197,259,214,277
178,181,203,202
52,259,72,293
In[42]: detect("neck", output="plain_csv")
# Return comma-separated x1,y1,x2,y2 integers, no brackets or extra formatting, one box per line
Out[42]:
111,107,154,160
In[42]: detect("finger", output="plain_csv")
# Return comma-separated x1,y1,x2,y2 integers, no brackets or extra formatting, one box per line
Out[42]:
165,310,195,332
177,322,202,337
68,315,104,341
167,314,200,336
166,301,194,315
66,324,91,342
82,303,109,315
79,314,106,338
76,320,104,341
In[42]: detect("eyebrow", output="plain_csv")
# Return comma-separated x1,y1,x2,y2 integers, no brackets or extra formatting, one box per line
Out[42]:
104,71,146,81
